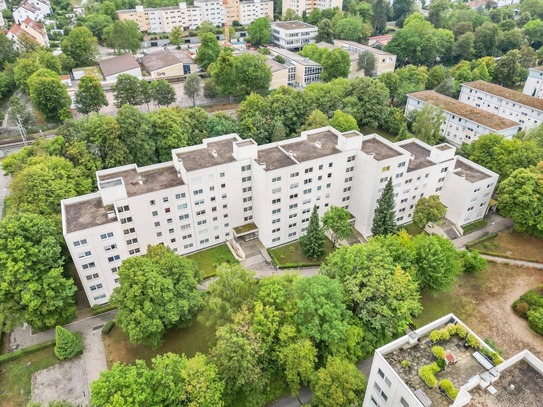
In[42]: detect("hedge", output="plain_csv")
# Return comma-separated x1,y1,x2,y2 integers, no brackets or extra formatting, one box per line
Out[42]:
419,362,440,388
91,303,117,316
102,320,115,335
0,339,56,363
440,379,459,400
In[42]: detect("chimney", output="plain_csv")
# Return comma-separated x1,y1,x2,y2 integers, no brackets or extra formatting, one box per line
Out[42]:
107,211,116,220
211,148,218,158
315,140,321,149
260,162,266,169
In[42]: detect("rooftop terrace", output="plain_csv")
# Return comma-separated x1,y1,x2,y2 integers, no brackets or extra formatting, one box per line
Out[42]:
176,137,238,172
464,80,543,112
99,165,184,197
361,137,402,161
64,196,116,233
454,159,491,183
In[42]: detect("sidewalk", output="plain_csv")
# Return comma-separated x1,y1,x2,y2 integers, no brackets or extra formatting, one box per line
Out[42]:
480,254,543,270
453,213,513,249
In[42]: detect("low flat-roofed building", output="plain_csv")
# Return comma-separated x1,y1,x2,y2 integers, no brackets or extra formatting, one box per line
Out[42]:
99,53,142,82
459,80,543,130
141,49,198,79
268,47,321,88
271,21,317,51
363,313,543,407
522,66,543,99
264,56,289,89
333,39,396,76
314,41,362,79
406,90,521,146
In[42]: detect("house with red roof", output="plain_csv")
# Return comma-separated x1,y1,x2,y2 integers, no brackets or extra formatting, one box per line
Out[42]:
7,17,49,49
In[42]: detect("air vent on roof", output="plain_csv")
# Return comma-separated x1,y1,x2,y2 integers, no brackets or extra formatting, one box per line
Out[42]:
369,152,375,158
107,211,116,220
260,162,266,169
288,150,295,157
315,140,321,148
211,149,218,158
137,176,143,185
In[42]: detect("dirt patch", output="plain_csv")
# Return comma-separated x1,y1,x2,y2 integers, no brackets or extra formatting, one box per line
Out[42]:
416,263,543,360
471,230,543,263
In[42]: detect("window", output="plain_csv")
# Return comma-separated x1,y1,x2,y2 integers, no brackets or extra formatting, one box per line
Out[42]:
150,199,156,205
272,198,281,205
154,221,161,227
342,196,349,202
108,255,121,263
152,210,159,216
126,238,138,245
197,220,207,226
163,197,169,202
184,243,194,249
303,188,312,195
289,203,298,210
123,228,135,235
343,186,351,193
290,193,298,199
272,228,280,233
104,244,117,252
398,161,406,168
395,173,403,179
288,231,297,238
220,172,225,177
345,176,353,183
200,238,210,244
73,239,87,247
382,166,390,172
93,294,106,301
164,208,171,213
347,155,355,162
100,232,114,240
117,205,130,213
243,196,252,203
272,218,281,224
182,234,193,240
290,183,299,189
304,167,313,174
377,369,385,379
82,262,96,270
302,217,309,224
440,167,448,173
120,217,133,224
179,214,189,221
370,396,381,407
196,210,206,216
346,166,354,173
193,189,203,196
175,192,186,199
467,206,474,211
169,228,174,234
90,283,103,291
244,215,253,222
400,397,410,407
242,176,251,183
272,176,281,183
85,273,99,281
241,164,251,172
243,186,252,193
302,208,310,214
157,232,163,237
272,187,281,194
289,213,298,219
438,177,445,183
78,251,92,259
303,178,312,185
474,187,481,193
129,248,141,255
177,203,188,210
244,206,252,212
435,187,442,192
290,172,299,178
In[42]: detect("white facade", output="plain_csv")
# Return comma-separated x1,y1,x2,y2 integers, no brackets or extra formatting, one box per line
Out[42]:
13,2,41,24
193,0,224,26
459,81,543,130
522,67,543,99
239,0,273,25
28,0,51,15
271,21,317,51
0,12,4,28
282,0,342,17
405,91,521,146
269,47,322,87
363,314,543,407
62,127,498,306
0,0,7,11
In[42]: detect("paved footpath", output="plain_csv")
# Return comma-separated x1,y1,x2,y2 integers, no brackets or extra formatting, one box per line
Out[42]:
480,254,543,270
453,213,513,249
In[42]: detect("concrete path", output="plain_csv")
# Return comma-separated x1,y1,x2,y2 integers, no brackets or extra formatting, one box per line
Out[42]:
82,329,108,384
453,213,513,249
0,167,10,219
480,254,543,270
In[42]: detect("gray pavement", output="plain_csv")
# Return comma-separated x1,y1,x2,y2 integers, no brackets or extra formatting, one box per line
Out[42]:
480,254,543,269
453,212,513,249
0,167,10,219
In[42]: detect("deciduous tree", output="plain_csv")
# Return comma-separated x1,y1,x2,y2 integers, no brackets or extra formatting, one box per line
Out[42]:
320,48,351,81
278,338,317,398
184,74,201,107
196,32,221,70
371,178,396,236
329,109,359,132
412,105,445,145
322,206,354,245
28,69,71,122
346,76,390,128
103,20,143,54
113,73,143,107
413,195,447,228
169,26,184,46
74,75,108,114
60,26,98,67
150,79,176,107
316,18,334,43
357,50,376,76
248,17,271,46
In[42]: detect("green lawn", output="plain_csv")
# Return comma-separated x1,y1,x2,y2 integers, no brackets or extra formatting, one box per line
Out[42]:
103,314,215,367
470,230,543,263
462,219,488,235
402,222,425,236
360,126,397,142
268,238,336,268
186,244,238,278
0,347,58,407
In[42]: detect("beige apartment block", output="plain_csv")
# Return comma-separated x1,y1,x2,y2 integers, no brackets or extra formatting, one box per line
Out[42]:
269,47,322,87
281,0,342,17
333,39,396,76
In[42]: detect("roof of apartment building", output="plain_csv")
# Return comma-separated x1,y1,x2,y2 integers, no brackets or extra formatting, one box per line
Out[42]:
334,39,396,56
64,196,116,233
265,56,288,72
361,137,402,161
256,146,297,171
176,137,238,171
463,80,543,112
141,50,193,72
530,66,543,72
454,158,491,183
398,141,436,172
271,21,316,31
8,17,46,41
269,47,321,66
408,90,520,131
16,1,40,13
376,314,543,407
99,53,139,77
316,41,358,61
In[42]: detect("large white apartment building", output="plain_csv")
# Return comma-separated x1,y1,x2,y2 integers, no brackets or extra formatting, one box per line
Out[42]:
116,0,272,33
268,47,322,87
271,21,317,51
459,80,543,130
62,127,498,306
363,314,543,407
282,0,342,17
405,91,521,146
522,66,543,99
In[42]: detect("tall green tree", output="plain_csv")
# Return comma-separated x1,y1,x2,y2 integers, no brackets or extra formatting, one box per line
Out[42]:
150,79,176,107
320,48,351,81
300,205,325,259
84,14,113,39
111,245,203,347
371,178,396,236
60,26,98,67
0,214,77,331
453,32,475,61
54,326,83,360
116,105,156,166
316,18,334,43
169,26,184,46
0,32,19,69
74,75,108,114
248,17,271,46
493,49,524,86
302,109,330,130
330,109,359,132
322,205,354,245
103,20,143,54
334,17,371,43
371,0,390,34
196,32,221,70
311,356,367,407
184,73,201,107
234,53,272,95
28,69,71,122
357,51,376,76
412,105,445,145
278,337,317,399
346,76,390,128
113,73,144,107
7,95,34,127
413,195,447,228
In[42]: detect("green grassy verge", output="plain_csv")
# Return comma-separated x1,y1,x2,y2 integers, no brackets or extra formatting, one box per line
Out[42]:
462,219,488,234
268,238,335,268
186,244,238,278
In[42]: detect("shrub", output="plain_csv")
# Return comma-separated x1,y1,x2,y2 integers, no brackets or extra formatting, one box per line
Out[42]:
466,333,480,349
513,300,530,317
459,250,487,274
432,345,446,359
439,379,459,400
527,307,543,335
429,328,450,343
454,324,468,339
102,320,115,335
401,360,411,367
0,339,56,363
484,338,503,355
437,358,446,369
419,362,440,388
54,326,83,361
479,347,502,365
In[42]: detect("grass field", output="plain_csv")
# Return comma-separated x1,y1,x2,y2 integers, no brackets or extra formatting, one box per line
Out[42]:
186,244,238,278
462,219,488,235
360,126,397,142
0,347,58,407
402,223,425,236
268,238,336,268
103,314,215,368
470,230,543,263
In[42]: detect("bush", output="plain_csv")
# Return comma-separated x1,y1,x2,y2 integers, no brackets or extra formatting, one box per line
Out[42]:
432,345,446,359
466,333,480,349
527,307,543,335
91,303,117,316
436,358,446,369
513,300,530,317
429,328,450,343
401,360,411,367
203,79,218,99
54,326,83,361
455,324,468,339
459,250,487,274
439,379,459,400
102,320,115,335
0,339,56,363
419,362,440,388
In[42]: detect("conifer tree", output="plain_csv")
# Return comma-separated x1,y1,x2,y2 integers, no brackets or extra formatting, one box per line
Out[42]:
54,326,83,360
371,178,397,236
300,205,325,259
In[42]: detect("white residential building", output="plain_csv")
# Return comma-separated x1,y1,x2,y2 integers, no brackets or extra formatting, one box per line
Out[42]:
0,12,4,28
116,0,272,33
282,0,342,17
268,47,322,87
271,21,317,51
522,66,543,99
62,126,498,306
405,91,521,146
333,39,396,76
7,17,49,49
28,0,51,16
13,1,42,23
459,80,543,130
363,313,543,407
0,0,7,11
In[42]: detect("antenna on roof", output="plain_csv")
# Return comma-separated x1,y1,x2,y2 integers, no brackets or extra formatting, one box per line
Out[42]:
211,149,218,158
315,140,321,148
